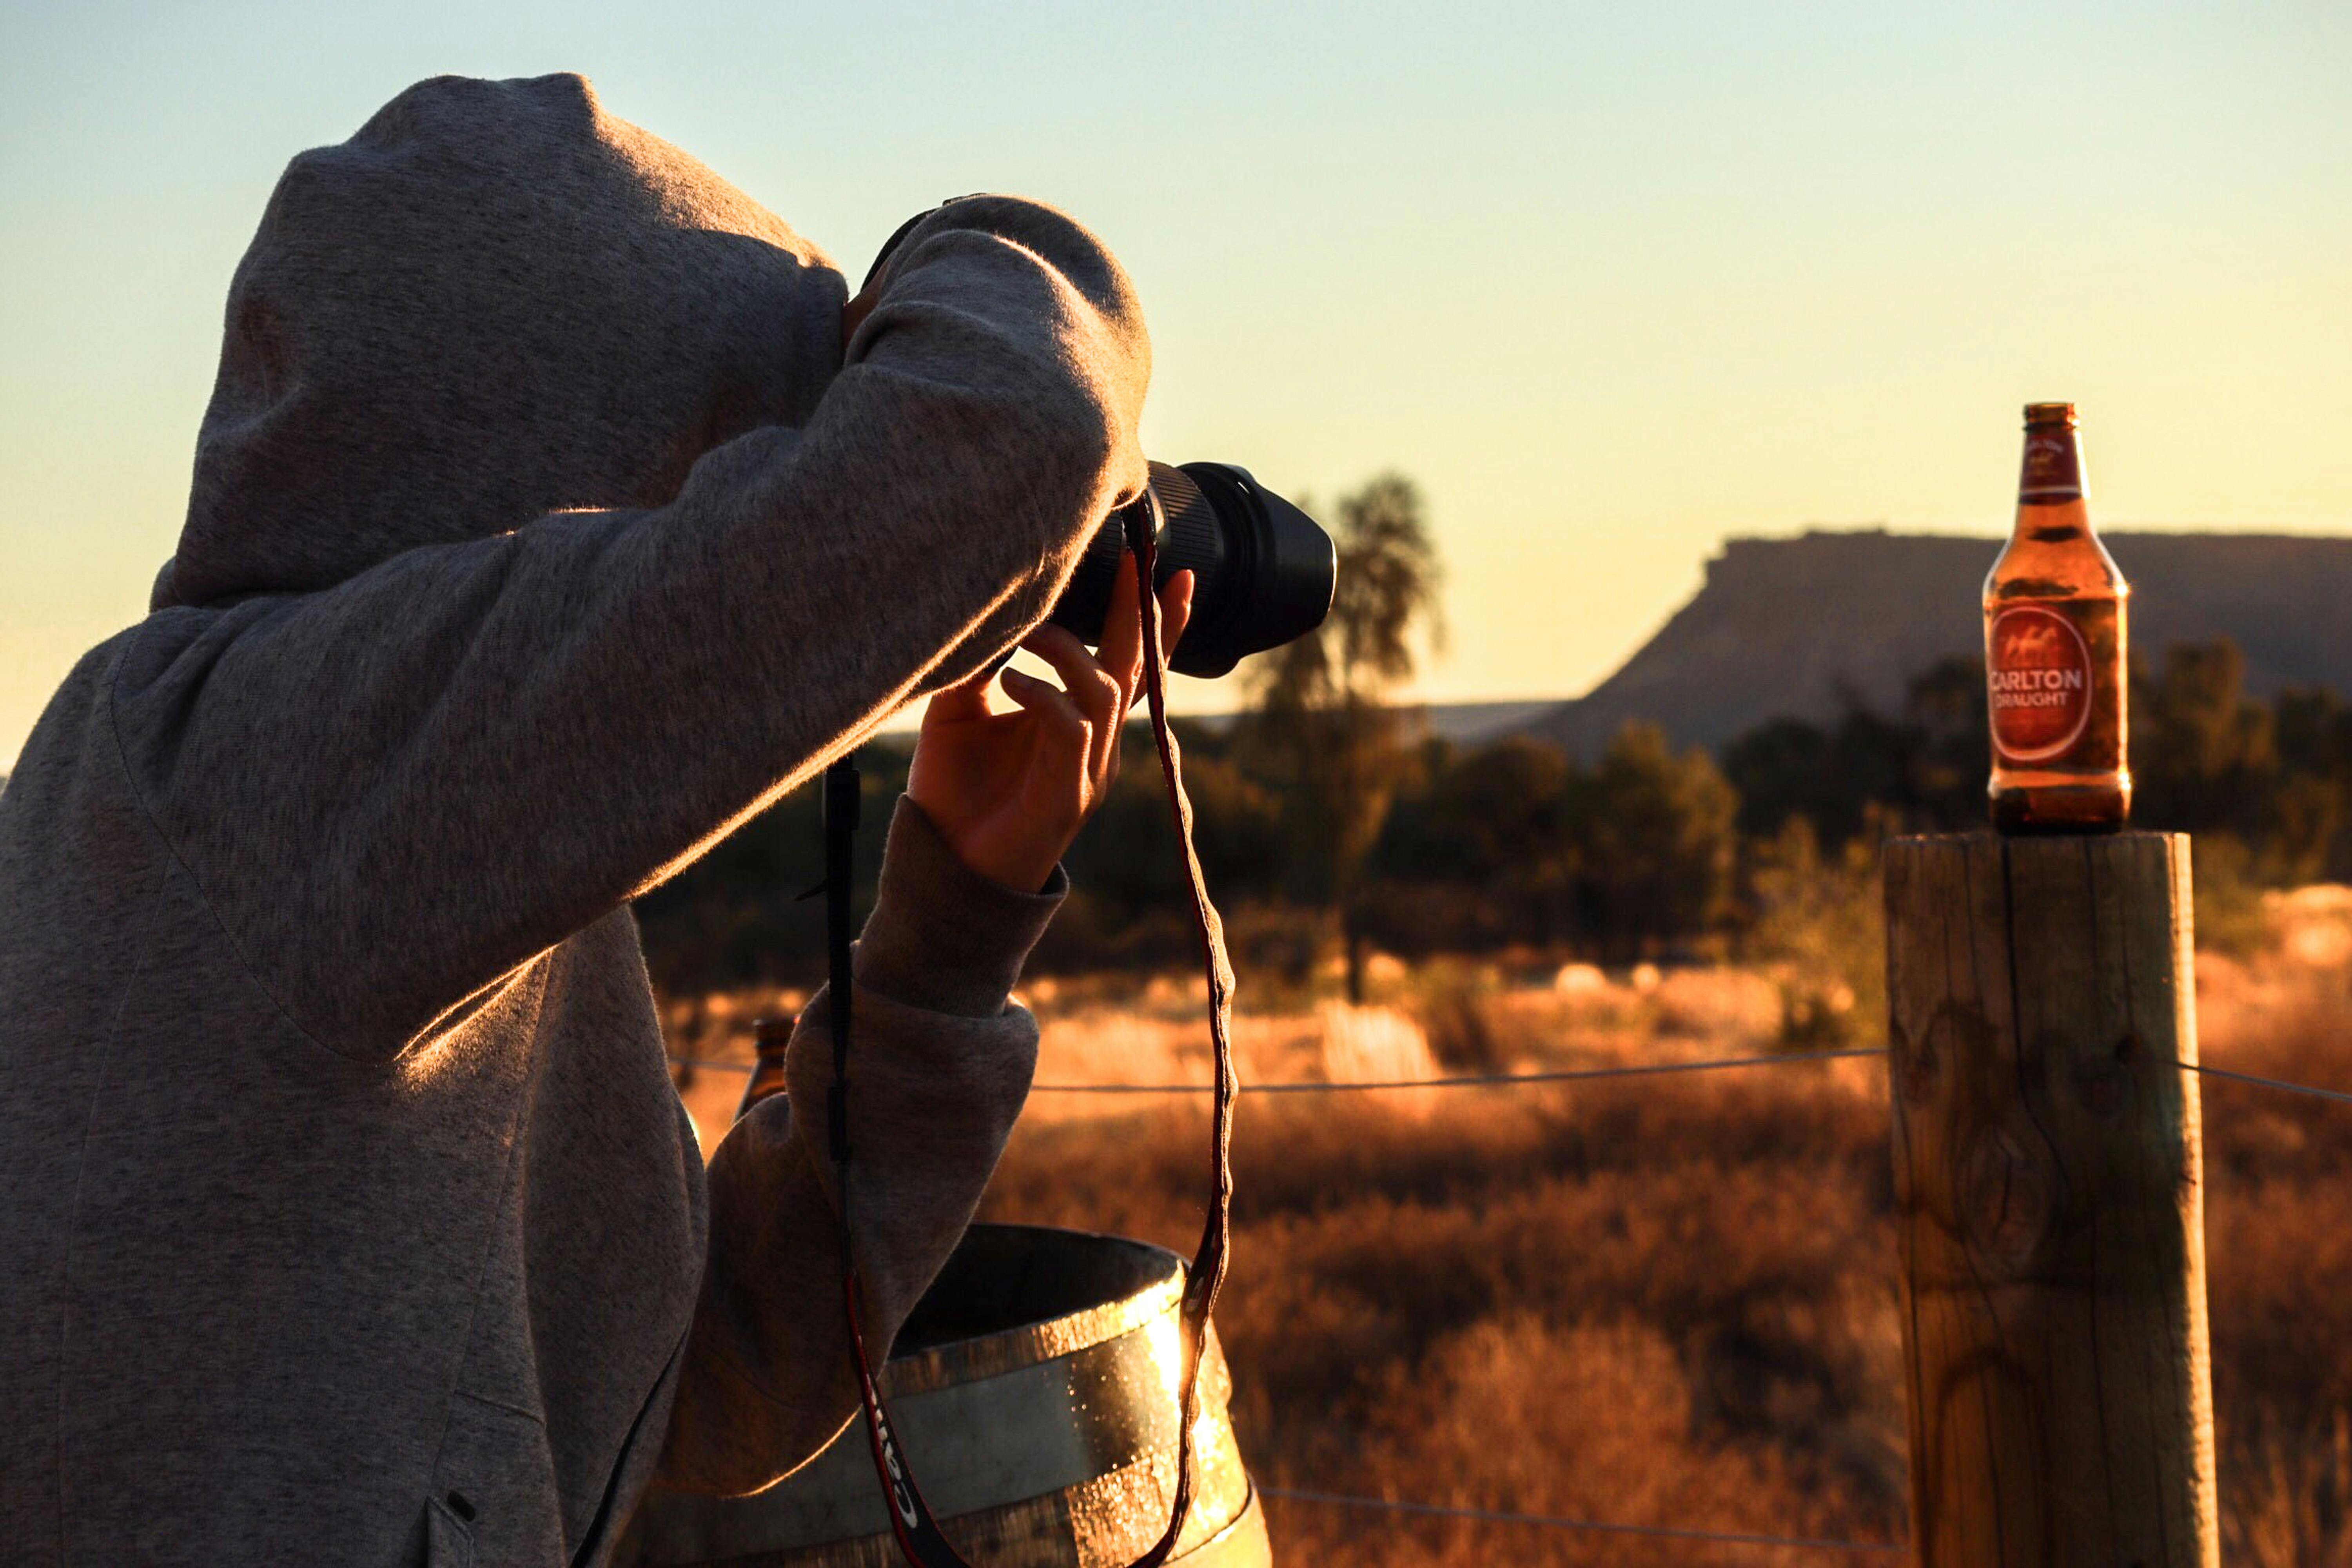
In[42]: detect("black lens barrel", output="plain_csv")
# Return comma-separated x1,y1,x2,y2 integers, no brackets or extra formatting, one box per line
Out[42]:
1045,460,1336,679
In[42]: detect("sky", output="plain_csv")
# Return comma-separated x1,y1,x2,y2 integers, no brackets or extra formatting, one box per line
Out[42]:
4,0,2349,769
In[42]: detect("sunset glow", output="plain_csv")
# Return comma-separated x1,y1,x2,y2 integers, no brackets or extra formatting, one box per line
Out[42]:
5,1,2347,767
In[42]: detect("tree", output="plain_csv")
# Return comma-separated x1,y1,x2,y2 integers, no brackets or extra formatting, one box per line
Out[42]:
1379,735,1579,946
1570,722,1739,960
1899,655,1992,831
1721,658,1991,845
1741,815,1886,1049
1061,719,1285,929
1720,717,1834,840
2134,639,2276,837
1234,472,1443,1001
2270,687,2352,880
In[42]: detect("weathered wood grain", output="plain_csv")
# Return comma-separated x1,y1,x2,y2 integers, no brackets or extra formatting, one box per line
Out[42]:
1885,833,2214,1568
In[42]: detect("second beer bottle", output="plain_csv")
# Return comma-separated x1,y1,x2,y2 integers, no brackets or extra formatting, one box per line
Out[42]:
1983,402,2131,833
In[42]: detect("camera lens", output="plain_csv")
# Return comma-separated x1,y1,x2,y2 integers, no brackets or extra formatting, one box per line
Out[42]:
1047,461,1336,678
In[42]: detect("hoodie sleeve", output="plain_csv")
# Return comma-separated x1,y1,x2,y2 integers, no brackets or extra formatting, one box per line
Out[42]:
653,796,1053,1495
109,195,1146,1062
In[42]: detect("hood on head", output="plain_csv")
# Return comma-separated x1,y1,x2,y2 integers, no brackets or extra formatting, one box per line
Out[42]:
157,73,844,610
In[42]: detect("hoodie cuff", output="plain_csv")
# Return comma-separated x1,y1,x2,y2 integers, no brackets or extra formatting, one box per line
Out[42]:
853,797,1066,1018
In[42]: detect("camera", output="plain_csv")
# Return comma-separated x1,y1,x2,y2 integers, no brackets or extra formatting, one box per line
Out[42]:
855,212,1333,675
1047,460,1335,678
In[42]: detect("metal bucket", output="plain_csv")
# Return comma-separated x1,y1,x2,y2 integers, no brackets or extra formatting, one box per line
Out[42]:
621,1225,1269,1568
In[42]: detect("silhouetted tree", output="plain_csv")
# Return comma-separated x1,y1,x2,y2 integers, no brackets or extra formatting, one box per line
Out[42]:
2258,686,2352,881
2134,640,2276,838
1900,656,1991,831
1723,658,1991,844
1570,722,1738,960
1234,472,1443,1000
1381,735,1578,945
1060,719,1285,927
1721,717,1835,840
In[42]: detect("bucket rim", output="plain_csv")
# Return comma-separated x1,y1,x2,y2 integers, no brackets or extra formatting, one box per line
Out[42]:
878,1223,1188,1399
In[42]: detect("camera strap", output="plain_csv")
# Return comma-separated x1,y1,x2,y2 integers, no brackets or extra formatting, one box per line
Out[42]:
824,510,1238,1568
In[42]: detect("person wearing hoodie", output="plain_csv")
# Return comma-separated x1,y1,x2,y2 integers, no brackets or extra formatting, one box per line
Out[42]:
0,72,1185,1567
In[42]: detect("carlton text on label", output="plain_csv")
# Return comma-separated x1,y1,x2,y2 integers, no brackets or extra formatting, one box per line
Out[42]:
1988,605,2094,763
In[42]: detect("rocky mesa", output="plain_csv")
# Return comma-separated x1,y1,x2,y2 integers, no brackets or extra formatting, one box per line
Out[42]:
1523,529,2352,757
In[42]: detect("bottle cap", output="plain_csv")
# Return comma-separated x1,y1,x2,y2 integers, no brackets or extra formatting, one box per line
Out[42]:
2024,401,2078,428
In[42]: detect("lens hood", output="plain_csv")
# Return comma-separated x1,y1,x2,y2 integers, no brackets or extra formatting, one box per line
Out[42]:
1044,461,1335,679
1165,464,1334,678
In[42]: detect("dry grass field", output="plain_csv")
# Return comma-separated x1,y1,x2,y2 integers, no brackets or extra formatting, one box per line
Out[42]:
663,891,2352,1566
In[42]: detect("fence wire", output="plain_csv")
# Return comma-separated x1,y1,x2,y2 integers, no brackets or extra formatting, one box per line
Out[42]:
1259,1486,1906,1555
670,1045,2352,1107
666,1046,1889,1091
1043,1045,1883,1094
2175,1056,2352,1107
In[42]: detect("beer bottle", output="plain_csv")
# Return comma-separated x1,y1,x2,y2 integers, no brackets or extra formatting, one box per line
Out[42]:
1984,402,2131,832
734,1014,793,1122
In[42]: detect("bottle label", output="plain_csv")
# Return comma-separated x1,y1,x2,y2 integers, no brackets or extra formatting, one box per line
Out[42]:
2018,432,2083,504
1988,605,2096,762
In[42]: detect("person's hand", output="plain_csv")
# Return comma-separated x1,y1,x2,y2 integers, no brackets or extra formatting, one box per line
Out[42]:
908,555,1193,892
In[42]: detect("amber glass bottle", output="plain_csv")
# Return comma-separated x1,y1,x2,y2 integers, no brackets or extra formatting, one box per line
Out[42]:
1984,403,2131,833
734,1014,793,1122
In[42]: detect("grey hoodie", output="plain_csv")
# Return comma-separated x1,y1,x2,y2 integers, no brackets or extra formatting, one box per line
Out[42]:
0,73,1148,1566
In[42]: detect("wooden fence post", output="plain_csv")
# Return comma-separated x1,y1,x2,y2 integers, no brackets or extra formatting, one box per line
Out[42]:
1884,832,2216,1568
